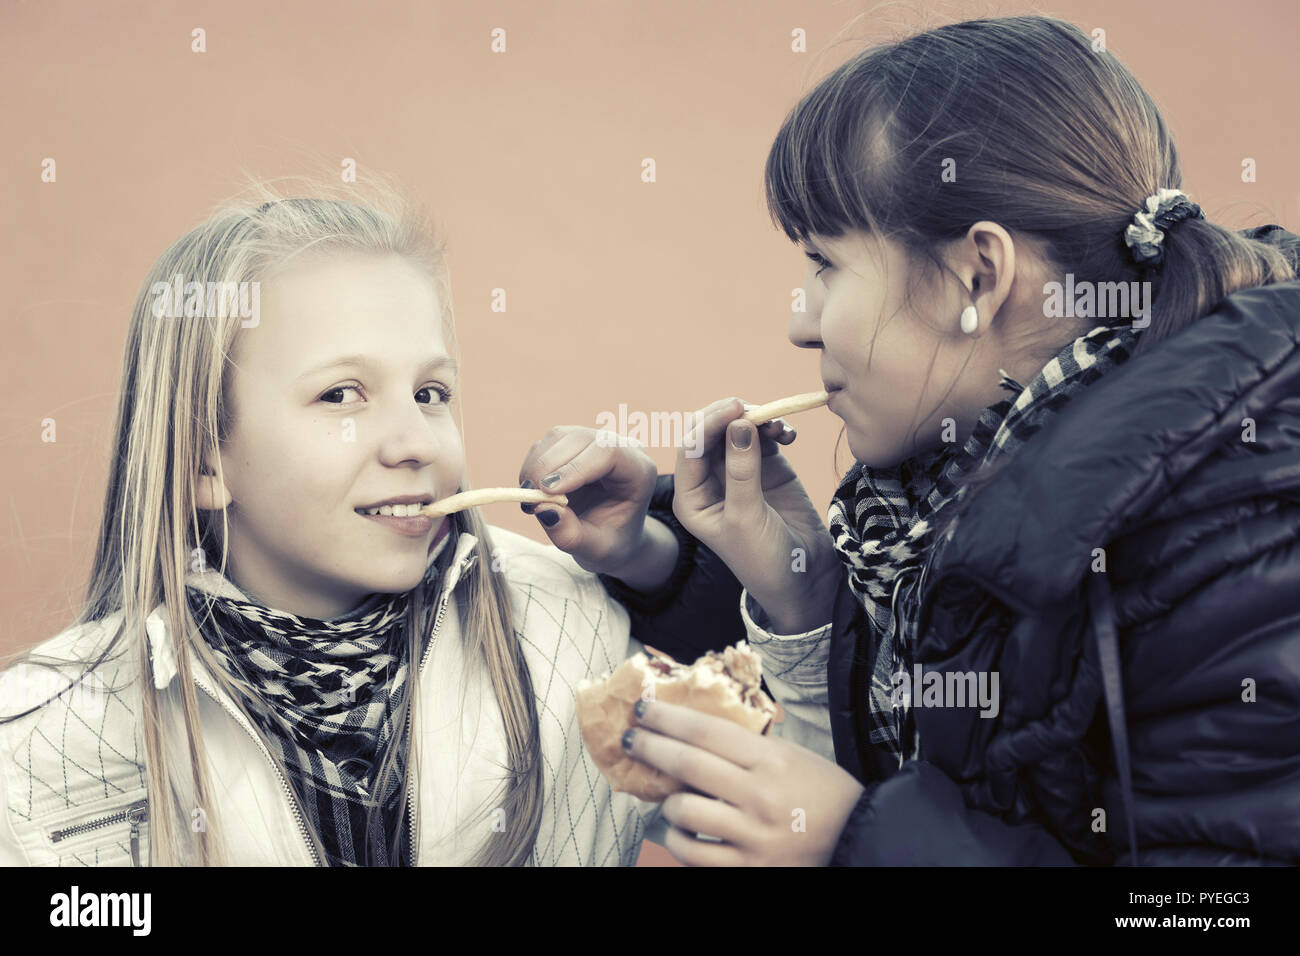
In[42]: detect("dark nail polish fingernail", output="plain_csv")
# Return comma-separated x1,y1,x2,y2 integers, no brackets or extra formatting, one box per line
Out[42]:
633,699,647,719
729,422,752,450
537,508,559,527
541,472,561,488
621,729,636,751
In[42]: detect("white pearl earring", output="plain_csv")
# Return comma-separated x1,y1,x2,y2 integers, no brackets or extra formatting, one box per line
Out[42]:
960,305,979,335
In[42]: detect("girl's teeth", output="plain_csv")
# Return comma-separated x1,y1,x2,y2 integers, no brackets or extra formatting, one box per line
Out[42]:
361,503,426,517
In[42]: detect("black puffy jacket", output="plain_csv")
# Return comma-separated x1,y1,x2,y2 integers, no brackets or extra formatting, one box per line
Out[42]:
612,225,1300,866
838,224,1300,865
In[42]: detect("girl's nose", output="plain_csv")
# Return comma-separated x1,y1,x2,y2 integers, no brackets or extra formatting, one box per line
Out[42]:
375,401,441,466
788,307,823,349
789,265,825,349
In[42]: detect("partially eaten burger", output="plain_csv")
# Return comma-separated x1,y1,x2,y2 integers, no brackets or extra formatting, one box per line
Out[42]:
575,641,778,802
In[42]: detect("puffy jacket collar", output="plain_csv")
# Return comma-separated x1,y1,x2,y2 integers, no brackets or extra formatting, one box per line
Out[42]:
926,270,1300,612
145,531,480,689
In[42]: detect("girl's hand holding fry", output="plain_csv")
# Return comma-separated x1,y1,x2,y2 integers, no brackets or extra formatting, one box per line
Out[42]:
517,426,676,591
673,397,841,634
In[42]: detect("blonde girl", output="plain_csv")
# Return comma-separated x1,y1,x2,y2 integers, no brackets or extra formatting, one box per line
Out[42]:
0,179,792,866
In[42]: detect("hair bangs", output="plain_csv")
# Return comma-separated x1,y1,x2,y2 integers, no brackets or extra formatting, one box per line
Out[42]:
765,53,895,246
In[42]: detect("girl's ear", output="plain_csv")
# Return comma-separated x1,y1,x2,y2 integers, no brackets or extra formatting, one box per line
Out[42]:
953,222,1017,339
195,456,233,511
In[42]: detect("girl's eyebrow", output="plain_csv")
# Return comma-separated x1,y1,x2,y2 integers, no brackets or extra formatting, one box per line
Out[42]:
295,354,459,381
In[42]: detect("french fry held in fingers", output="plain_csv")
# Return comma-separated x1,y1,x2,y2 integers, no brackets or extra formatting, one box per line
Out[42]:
741,390,831,426
420,488,569,518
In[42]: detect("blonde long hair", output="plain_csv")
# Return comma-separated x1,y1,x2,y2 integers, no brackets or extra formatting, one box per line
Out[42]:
1,175,543,866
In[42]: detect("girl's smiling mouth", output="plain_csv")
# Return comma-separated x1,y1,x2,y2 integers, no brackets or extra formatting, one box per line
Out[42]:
356,502,429,516
354,495,436,536
354,493,434,515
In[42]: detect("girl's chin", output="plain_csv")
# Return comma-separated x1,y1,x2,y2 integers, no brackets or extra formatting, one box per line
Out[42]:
846,429,908,471
351,567,428,597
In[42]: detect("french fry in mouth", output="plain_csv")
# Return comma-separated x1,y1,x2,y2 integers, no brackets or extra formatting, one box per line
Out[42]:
741,390,831,426
420,488,569,518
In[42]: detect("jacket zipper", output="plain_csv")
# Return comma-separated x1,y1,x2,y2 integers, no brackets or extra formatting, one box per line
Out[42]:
49,798,149,866
192,673,323,866
408,581,458,866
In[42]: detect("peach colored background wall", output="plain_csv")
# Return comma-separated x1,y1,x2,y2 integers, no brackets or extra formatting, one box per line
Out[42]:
2,0,1297,866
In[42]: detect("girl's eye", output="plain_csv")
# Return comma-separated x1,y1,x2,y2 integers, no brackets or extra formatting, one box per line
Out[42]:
318,384,454,405
805,249,832,277
416,384,454,405
320,385,362,404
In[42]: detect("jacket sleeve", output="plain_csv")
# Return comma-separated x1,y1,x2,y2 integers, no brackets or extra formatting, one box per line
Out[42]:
738,588,835,763
597,474,747,660
829,761,1076,866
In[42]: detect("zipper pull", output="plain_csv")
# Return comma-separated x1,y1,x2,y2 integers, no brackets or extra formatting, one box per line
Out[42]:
127,800,149,866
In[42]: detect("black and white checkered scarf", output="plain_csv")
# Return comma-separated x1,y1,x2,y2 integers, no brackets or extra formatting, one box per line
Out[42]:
827,324,1139,766
185,531,455,866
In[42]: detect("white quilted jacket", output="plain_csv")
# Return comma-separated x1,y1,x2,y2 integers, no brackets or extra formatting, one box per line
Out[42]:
0,525,833,866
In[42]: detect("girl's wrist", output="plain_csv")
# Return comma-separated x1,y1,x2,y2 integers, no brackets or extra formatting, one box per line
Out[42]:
766,605,828,636
759,567,837,634
598,517,680,593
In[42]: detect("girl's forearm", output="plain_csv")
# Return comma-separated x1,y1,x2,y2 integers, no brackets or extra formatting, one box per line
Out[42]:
601,517,680,593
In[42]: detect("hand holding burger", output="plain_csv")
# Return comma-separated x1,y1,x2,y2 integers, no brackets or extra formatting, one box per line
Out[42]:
576,642,777,802
578,640,866,866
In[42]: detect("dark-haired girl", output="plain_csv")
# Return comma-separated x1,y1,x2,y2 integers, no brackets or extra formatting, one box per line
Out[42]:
528,14,1300,865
